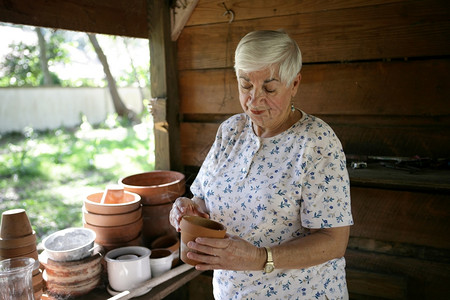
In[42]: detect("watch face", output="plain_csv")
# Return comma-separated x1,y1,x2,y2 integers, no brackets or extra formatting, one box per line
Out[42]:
265,263,274,273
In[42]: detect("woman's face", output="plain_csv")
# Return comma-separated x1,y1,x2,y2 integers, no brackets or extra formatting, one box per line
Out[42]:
237,68,301,136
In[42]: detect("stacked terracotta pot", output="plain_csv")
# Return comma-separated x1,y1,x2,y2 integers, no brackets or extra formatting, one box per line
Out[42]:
39,228,103,297
119,170,185,247
0,209,44,299
83,186,143,252
40,248,103,297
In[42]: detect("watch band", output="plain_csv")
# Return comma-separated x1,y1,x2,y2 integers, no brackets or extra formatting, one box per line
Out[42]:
264,246,275,273
265,246,273,262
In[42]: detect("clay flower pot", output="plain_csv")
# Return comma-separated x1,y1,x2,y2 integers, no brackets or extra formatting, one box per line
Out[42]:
83,217,143,244
0,242,36,257
179,216,226,266
82,206,142,227
119,170,186,205
0,231,36,249
0,209,33,239
150,234,180,267
84,191,141,215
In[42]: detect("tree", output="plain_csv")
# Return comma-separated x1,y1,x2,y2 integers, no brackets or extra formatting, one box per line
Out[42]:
87,33,137,122
35,27,52,86
0,26,66,87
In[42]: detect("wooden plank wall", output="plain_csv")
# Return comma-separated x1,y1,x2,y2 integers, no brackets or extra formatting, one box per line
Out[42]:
177,0,450,298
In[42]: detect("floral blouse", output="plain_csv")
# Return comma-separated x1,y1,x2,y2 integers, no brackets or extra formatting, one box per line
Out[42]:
190,112,354,300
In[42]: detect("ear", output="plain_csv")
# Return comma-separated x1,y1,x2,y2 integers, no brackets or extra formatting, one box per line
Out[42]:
291,73,302,97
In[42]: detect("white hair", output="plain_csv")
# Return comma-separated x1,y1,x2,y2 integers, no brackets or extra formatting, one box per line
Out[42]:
234,30,302,86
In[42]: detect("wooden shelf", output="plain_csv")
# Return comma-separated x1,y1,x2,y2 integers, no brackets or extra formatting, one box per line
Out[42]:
42,266,203,300
348,163,450,193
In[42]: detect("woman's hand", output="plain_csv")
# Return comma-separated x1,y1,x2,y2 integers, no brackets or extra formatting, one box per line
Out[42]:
186,234,266,271
169,196,209,232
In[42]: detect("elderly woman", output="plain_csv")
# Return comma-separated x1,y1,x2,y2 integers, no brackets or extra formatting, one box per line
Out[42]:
170,30,353,299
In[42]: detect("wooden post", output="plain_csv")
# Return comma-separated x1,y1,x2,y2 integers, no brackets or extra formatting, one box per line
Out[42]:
147,0,183,171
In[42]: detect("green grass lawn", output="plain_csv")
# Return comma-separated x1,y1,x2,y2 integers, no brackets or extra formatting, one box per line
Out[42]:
0,114,155,243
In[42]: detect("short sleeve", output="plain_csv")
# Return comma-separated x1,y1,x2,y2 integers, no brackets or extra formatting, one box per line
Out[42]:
300,128,353,229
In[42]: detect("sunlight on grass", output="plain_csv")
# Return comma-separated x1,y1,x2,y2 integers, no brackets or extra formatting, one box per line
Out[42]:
0,114,155,242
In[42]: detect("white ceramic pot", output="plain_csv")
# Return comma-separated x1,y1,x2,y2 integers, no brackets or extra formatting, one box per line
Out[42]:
42,228,96,262
150,249,172,278
105,246,151,294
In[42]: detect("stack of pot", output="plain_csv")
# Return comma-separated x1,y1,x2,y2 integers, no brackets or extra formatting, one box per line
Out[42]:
83,186,143,252
119,171,185,247
0,209,44,299
39,227,102,297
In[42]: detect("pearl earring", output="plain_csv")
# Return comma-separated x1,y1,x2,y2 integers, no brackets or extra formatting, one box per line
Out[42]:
291,103,295,112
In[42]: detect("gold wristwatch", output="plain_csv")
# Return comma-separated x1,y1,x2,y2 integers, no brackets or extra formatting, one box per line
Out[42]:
263,247,275,273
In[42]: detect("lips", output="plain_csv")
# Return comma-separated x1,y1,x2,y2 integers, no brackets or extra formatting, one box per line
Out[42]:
249,106,267,115
250,109,264,115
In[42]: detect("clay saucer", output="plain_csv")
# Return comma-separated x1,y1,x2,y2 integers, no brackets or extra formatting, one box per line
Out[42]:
0,209,33,239
119,170,186,205
84,191,141,215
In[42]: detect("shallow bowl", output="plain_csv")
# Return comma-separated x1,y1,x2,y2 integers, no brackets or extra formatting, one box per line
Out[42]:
119,171,185,205
42,228,96,262
84,191,141,215
82,205,142,227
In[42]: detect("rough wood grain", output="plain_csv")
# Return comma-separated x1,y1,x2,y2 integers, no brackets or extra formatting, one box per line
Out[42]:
178,0,450,69
187,0,408,26
345,249,450,299
180,59,450,115
350,187,450,249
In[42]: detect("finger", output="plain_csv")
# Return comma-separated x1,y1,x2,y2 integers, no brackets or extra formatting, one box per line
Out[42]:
194,237,230,249
186,250,220,266
187,241,217,256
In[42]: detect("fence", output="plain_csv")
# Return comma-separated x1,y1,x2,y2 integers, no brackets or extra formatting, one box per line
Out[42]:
0,87,149,133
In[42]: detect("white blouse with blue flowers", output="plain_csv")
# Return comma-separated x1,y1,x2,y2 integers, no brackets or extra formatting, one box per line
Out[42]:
190,111,354,300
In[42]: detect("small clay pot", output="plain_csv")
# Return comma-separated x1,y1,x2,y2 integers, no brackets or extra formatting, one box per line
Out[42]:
1,249,38,261
119,171,186,205
0,242,36,257
150,234,180,267
84,191,141,215
83,217,143,244
83,206,142,227
179,216,226,266
0,209,33,239
0,231,36,249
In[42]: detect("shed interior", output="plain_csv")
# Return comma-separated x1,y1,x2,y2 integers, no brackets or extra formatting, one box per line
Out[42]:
1,0,449,299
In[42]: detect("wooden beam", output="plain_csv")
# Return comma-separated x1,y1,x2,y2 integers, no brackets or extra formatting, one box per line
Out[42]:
0,0,147,38
148,0,183,172
171,0,199,41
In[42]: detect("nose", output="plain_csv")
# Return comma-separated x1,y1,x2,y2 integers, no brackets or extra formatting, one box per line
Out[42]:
249,87,265,104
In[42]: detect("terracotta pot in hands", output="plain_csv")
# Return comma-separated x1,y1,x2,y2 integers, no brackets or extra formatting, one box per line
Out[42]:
179,216,226,266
